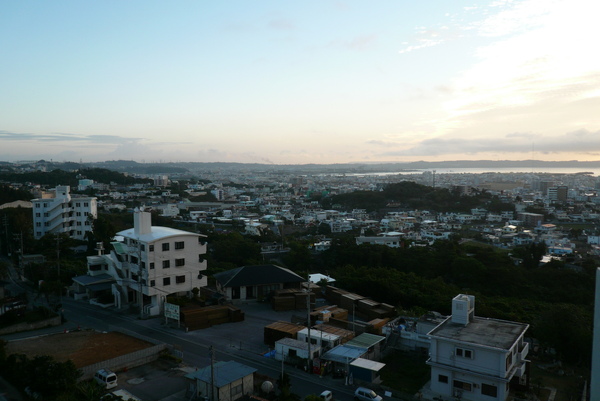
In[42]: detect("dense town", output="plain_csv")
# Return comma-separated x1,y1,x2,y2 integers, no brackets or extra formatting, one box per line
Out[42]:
1,160,599,401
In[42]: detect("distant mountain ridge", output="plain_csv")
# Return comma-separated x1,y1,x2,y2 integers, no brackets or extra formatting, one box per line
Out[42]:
5,159,600,175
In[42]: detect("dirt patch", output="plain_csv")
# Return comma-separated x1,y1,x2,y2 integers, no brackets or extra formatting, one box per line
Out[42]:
5,330,154,368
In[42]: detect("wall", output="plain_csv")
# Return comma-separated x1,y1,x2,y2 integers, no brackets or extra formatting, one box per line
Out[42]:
0,315,61,335
80,344,167,380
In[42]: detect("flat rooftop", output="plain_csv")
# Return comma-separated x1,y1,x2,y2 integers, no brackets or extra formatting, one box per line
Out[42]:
428,316,528,350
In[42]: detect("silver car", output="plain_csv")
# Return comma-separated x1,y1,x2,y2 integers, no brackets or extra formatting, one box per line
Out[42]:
354,387,382,401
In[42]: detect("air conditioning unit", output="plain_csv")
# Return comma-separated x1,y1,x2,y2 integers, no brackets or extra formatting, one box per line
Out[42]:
198,273,204,279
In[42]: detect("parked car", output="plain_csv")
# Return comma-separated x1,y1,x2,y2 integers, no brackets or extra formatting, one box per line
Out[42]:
354,387,382,401
320,390,333,401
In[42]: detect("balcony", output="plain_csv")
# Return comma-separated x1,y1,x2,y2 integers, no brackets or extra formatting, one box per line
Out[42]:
514,361,527,377
518,342,529,363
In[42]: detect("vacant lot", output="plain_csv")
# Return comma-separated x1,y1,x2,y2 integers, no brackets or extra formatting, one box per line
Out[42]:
5,330,153,368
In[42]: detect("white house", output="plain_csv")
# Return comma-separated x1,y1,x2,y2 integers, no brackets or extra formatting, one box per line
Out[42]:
275,337,320,362
32,185,97,240
356,231,405,248
427,294,529,401
79,208,207,316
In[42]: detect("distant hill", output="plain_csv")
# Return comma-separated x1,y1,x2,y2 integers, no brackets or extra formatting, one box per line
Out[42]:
4,159,600,176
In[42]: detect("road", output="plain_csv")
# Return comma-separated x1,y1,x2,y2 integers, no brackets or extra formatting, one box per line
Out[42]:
0,254,369,400
66,298,358,400
3,291,358,401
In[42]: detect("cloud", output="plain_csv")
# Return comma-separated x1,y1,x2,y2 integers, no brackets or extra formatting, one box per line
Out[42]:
379,129,600,158
0,131,143,144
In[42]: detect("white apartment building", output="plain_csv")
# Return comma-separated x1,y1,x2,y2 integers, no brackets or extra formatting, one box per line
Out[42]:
355,231,405,248
427,294,529,401
84,208,207,316
32,185,97,240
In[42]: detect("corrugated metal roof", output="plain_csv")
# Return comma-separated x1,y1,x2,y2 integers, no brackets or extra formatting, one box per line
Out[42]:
345,333,385,349
214,265,305,287
350,357,385,371
321,345,366,363
72,274,114,286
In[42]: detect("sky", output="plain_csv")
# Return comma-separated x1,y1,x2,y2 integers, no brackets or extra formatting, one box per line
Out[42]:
1,0,599,165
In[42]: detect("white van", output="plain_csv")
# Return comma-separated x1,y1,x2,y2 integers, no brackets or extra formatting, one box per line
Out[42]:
94,368,118,389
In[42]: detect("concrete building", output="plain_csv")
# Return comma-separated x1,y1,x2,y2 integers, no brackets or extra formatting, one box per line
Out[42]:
427,294,529,401
548,186,568,202
79,208,207,316
591,268,600,400
32,185,97,240
355,231,405,248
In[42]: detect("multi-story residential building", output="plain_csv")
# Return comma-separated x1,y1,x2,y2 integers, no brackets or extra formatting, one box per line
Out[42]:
517,212,544,227
32,185,97,240
548,186,568,202
427,294,529,401
84,208,207,316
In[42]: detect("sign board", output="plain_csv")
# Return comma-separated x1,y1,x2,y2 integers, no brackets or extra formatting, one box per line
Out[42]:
164,302,180,320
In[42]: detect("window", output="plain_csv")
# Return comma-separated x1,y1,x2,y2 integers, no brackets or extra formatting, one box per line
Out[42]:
36,222,41,227
35,213,40,217
175,241,185,250
36,231,42,236
84,202,89,207
163,260,170,268
456,347,473,359
150,263,155,269
506,352,513,370
77,222,81,226
44,212,49,217
140,244,145,251
482,384,498,397
150,280,155,287
176,275,186,284
76,212,81,216
163,277,171,286
76,202,81,207
162,243,170,251
438,375,449,384
149,245,154,252
141,261,146,269
175,258,185,267
85,221,90,225
453,380,472,392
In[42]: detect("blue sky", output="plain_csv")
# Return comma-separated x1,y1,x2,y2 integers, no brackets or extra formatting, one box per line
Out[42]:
1,0,599,164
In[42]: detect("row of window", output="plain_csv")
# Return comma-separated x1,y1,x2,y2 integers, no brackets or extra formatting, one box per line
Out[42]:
149,275,187,287
35,212,92,218
35,202,90,208
438,376,498,397
159,258,187,269
137,241,186,252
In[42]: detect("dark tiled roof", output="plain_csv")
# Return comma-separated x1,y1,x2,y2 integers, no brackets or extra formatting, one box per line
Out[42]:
214,264,305,287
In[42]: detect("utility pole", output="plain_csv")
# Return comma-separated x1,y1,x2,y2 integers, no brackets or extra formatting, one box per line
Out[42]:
56,235,61,302
137,237,144,320
306,274,312,374
209,346,215,401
